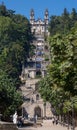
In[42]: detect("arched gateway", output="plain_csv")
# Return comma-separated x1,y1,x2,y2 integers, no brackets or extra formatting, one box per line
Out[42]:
34,106,41,117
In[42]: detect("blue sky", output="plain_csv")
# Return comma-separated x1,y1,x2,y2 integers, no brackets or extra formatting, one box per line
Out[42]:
0,0,77,20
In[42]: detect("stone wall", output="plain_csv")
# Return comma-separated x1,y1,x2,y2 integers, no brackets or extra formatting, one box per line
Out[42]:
0,121,18,130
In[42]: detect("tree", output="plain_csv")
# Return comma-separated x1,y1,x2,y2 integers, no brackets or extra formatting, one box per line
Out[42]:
49,16,62,35
0,69,23,121
0,3,7,16
48,30,77,96
38,30,77,115
49,8,77,36
71,8,77,21
0,11,34,88
0,3,15,17
0,5,34,120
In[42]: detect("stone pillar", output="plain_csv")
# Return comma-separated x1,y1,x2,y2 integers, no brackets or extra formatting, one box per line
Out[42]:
41,71,44,78
30,70,36,78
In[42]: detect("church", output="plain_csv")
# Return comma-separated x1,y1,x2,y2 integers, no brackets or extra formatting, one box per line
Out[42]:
20,9,52,119
30,9,49,36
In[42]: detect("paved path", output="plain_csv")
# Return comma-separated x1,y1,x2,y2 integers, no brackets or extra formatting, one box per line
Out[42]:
18,125,68,130
18,119,77,130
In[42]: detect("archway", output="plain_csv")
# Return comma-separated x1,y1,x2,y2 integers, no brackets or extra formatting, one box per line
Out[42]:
36,70,42,78
34,106,41,117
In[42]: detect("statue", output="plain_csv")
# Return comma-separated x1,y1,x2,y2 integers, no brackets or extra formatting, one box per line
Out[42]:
13,111,18,124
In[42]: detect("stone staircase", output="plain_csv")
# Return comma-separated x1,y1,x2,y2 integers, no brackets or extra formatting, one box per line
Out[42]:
42,120,52,127
20,59,52,119
20,10,52,119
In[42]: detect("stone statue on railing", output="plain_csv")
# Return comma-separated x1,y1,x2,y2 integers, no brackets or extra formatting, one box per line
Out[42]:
13,111,18,124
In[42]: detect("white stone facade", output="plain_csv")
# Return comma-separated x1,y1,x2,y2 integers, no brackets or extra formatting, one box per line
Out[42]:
30,9,49,36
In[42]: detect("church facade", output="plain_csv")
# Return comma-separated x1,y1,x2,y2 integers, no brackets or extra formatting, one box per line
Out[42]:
30,9,49,36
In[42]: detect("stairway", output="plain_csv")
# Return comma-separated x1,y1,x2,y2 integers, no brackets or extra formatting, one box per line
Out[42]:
42,120,52,127
20,10,52,119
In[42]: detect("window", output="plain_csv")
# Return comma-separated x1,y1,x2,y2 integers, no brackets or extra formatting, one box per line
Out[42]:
36,94,39,100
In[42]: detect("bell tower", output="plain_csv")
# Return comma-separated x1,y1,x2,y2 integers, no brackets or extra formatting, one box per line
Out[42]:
30,9,35,24
44,9,49,24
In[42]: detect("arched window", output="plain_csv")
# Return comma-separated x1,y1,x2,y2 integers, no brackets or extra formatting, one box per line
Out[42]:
36,94,39,100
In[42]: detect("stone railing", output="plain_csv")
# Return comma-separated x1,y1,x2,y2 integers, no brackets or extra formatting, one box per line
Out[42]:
0,121,18,130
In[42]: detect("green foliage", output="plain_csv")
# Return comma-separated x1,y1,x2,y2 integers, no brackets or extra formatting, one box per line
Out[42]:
38,28,77,115
0,4,7,16
49,31,77,108
0,6,33,88
39,76,52,102
0,4,34,120
0,70,23,120
49,8,77,36
0,3,15,17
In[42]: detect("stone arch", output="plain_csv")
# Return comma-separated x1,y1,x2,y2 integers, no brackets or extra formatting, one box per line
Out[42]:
34,106,41,117
36,70,41,77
